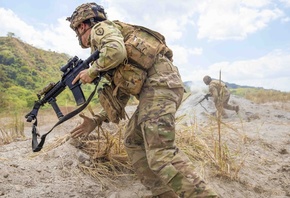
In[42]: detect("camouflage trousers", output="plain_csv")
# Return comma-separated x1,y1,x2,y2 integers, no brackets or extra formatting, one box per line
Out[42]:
214,93,237,116
124,89,218,198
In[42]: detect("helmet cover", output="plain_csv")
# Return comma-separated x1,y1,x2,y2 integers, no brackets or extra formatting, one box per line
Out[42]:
66,2,107,30
203,75,212,85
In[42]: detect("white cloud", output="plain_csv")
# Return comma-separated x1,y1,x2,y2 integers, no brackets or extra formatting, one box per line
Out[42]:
215,49,290,79
280,0,290,7
197,0,283,40
171,45,203,67
104,0,198,42
184,49,290,91
241,0,271,7
0,8,35,38
282,17,290,22
0,8,88,58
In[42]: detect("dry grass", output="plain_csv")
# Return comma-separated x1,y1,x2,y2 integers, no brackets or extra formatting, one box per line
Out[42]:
0,93,249,187
69,108,247,184
27,110,246,187
0,112,25,145
233,88,290,104
175,113,245,180
66,120,135,188
29,119,134,188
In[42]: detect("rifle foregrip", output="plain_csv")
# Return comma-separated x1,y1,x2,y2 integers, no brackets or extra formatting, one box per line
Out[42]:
26,115,34,122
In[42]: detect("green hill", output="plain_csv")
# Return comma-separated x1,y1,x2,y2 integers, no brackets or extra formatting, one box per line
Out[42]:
0,36,96,113
0,36,69,89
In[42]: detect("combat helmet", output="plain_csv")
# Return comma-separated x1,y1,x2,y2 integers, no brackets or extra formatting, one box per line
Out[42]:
66,2,107,31
203,75,212,85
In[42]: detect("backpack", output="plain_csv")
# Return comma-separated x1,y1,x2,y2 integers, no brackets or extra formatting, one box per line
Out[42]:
99,21,174,122
210,80,229,97
111,20,173,96
113,20,173,70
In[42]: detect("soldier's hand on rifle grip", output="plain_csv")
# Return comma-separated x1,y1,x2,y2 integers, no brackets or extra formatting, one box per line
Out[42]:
205,93,211,100
72,69,93,85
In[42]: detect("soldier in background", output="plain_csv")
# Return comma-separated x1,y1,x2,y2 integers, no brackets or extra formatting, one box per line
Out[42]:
203,75,239,118
67,2,218,197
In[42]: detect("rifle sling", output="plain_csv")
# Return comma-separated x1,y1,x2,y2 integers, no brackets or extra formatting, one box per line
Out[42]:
32,84,98,152
199,102,208,112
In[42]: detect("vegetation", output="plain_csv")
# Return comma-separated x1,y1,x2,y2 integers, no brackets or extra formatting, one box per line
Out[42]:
0,111,25,145
0,36,99,113
27,107,246,184
231,88,290,103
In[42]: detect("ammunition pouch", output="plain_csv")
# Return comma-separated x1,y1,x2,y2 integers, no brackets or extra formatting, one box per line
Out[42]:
113,63,147,96
98,84,129,124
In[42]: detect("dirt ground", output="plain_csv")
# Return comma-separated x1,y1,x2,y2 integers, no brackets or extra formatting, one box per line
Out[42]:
0,90,289,198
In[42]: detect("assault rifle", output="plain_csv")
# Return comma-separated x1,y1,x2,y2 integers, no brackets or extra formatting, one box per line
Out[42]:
25,50,101,152
193,94,211,112
194,94,210,106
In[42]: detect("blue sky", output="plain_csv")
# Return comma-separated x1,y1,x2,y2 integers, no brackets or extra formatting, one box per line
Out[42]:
1,0,290,91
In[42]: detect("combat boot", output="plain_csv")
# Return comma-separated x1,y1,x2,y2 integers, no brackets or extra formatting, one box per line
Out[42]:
235,105,239,113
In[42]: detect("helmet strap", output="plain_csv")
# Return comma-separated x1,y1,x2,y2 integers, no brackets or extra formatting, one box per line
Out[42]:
76,26,92,48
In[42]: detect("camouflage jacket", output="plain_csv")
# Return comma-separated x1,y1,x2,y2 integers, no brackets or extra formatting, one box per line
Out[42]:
87,20,184,123
87,20,127,78
208,79,230,99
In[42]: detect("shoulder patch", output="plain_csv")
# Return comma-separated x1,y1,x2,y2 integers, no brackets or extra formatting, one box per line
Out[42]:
95,27,104,36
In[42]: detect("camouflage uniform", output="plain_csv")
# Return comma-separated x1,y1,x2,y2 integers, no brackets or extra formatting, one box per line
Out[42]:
88,20,127,76
208,79,238,117
124,55,218,197
76,13,218,197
